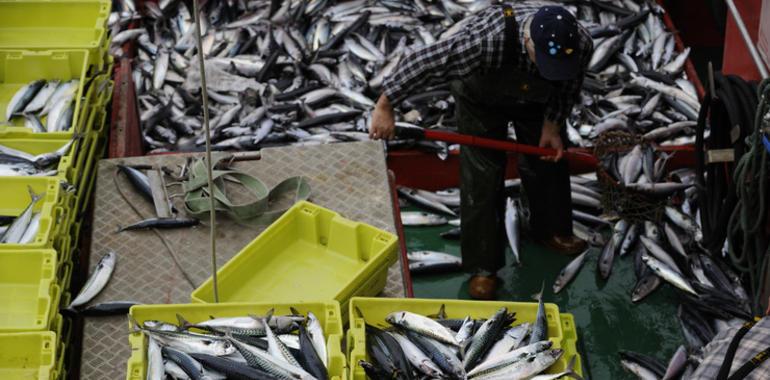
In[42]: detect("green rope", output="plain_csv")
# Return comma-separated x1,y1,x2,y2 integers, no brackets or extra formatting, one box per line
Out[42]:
726,79,770,314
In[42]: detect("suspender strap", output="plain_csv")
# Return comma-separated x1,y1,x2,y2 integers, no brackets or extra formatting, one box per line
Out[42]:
717,319,764,380
727,346,770,380
501,5,519,65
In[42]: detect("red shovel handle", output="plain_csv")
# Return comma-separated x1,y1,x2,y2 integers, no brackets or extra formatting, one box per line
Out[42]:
398,127,598,167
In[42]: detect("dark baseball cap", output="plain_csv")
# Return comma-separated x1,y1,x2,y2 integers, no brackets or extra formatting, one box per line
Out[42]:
530,6,581,81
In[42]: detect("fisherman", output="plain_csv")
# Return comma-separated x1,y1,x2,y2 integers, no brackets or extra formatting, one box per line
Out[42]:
370,3,594,300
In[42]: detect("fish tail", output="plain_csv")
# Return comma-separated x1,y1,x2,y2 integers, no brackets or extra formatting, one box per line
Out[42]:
222,327,235,341
564,355,585,380
532,281,545,302
176,313,192,329
26,185,43,203
128,315,143,333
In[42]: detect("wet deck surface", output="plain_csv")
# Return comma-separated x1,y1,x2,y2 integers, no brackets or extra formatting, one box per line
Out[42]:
405,209,684,380
79,141,406,379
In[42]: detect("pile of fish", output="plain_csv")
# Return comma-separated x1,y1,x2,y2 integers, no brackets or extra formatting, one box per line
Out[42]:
3,79,79,133
357,300,581,380
0,140,73,176
134,309,331,380
398,143,754,377
0,188,43,244
108,0,701,154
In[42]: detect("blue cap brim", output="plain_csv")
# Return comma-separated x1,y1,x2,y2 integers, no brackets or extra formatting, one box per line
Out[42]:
535,48,581,81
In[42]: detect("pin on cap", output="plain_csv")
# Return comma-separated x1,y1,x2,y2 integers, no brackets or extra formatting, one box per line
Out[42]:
530,6,581,81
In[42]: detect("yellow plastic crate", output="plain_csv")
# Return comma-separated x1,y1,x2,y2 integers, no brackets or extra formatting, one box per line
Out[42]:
55,192,75,231
0,331,57,380
126,302,347,380
191,201,399,311
53,235,71,270
69,74,112,198
346,297,582,380
0,177,62,249
0,0,110,51
0,50,90,136
56,261,71,292
71,130,101,195
0,249,56,332
0,133,76,181
46,284,61,330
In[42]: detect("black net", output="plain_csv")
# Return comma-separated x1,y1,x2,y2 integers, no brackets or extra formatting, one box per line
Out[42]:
593,131,665,223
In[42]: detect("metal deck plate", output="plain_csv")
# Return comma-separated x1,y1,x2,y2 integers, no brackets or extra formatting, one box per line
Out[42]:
80,141,405,379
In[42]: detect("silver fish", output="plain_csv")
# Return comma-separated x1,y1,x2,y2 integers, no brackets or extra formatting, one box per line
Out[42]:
391,332,445,378
386,311,459,347
2,188,43,244
23,80,60,114
482,323,531,364
5,80,45,120
529,284,548,345
468,340,553,378
306,311,327,367
641,254,697,296
69,251,117,308
400,211,447,226
553,250,589,293
146,337,164,380
505,198,521,264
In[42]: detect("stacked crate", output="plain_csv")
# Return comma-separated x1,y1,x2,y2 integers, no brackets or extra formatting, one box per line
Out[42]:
0,1,112,379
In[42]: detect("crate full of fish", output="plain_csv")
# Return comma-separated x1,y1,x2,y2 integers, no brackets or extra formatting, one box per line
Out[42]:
0,131,77,179
0,0,110,66
346,297,581,380
0,249,58,332
0,177,64,249
126,301,346,380
0,50,90,137
0,331,58,379
191,201,399,311
0,70,113,192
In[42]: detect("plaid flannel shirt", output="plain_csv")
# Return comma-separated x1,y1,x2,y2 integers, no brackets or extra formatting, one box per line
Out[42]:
382,1,593,125
688,317,770,379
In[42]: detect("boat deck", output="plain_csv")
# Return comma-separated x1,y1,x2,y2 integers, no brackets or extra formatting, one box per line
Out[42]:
78,141,406,379
404,207,685,379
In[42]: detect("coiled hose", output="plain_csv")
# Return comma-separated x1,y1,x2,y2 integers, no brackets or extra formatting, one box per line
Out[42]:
726,79,770,314
696,74,757,256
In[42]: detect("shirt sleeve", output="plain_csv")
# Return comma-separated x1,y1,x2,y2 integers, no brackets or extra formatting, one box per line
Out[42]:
543,32,594,125
382,14,494,106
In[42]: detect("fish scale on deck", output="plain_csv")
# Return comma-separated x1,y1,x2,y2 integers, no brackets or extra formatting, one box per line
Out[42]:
108,0,702,154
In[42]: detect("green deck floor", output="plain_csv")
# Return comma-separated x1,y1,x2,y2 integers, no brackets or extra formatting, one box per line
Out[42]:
405,210,686,379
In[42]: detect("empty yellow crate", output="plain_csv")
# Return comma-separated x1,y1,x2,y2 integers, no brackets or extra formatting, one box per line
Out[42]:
346,297,582,380
0,331,57,380
126,302,347,380
0,249,56,331
191,201,399,311
0,0,110,51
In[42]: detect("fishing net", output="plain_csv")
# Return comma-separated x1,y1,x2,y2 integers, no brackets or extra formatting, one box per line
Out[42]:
593,130,665,223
